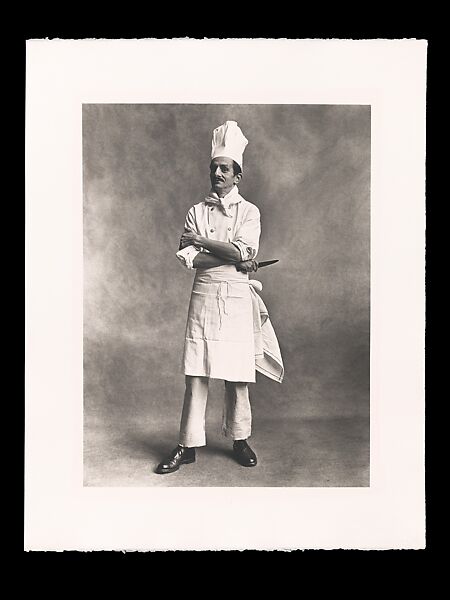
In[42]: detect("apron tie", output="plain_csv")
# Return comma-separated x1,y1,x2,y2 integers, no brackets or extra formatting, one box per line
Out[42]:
213,279,262,330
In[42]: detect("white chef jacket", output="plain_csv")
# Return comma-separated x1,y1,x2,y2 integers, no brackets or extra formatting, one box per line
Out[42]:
176,185,261,270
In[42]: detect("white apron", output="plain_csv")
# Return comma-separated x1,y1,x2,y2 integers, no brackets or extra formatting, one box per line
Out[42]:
182,264,256,383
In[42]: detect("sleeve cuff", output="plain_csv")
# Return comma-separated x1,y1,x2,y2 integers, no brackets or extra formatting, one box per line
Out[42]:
231,241,257,261
176,246,201,269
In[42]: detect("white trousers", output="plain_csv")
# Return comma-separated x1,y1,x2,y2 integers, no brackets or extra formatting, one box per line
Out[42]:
179,375,252,448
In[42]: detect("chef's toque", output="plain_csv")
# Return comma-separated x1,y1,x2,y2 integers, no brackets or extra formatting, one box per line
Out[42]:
211,121,248,170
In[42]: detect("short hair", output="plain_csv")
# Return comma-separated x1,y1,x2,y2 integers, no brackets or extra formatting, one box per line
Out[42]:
232,161,242,176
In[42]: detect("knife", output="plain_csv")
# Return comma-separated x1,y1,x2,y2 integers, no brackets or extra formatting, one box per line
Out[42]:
257,259,279,268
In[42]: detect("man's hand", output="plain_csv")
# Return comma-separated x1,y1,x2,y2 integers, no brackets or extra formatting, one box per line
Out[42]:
235,259,258,273
179,231,203,250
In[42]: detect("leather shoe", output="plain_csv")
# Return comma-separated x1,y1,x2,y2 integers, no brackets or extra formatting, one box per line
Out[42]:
155,445,196,474
233,440,257,467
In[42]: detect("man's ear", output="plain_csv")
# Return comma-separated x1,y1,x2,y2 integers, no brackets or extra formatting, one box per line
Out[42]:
234,172,242,184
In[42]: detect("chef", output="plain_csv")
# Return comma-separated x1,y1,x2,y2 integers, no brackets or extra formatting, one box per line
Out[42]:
155,121,284,475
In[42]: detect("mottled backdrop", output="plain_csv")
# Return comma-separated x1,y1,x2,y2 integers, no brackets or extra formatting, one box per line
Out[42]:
83,104,370,487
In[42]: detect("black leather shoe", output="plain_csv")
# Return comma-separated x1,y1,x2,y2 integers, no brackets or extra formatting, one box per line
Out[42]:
155,445,196,474
233,440,257,467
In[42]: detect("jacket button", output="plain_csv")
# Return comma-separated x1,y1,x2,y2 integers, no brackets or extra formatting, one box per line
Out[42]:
210,228,215,233
227,227,231,231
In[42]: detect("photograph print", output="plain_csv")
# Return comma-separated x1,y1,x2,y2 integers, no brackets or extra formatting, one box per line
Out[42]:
83,103,370,487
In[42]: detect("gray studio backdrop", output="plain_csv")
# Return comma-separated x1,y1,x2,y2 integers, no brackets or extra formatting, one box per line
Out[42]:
83,104,370,486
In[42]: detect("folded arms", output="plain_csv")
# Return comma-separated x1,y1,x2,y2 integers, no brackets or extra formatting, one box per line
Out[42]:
176,205,260,273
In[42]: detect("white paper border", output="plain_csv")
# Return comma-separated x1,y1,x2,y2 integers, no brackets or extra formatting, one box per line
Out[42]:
25,39,426,551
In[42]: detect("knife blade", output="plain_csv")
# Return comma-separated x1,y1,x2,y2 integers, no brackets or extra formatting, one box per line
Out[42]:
257,259,279,268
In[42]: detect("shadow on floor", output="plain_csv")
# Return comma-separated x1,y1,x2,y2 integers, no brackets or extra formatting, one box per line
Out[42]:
129,431,236,475
84,416,370,487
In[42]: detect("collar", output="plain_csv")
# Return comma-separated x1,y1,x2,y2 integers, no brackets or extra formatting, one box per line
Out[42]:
204,185,241,217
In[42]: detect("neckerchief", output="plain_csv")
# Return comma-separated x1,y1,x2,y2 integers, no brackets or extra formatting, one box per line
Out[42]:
204,185,241,217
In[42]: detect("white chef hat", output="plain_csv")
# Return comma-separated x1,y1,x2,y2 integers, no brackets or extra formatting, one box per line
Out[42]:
211,121,248,170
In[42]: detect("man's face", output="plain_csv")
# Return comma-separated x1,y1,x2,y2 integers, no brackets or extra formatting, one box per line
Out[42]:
210,157,241,196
